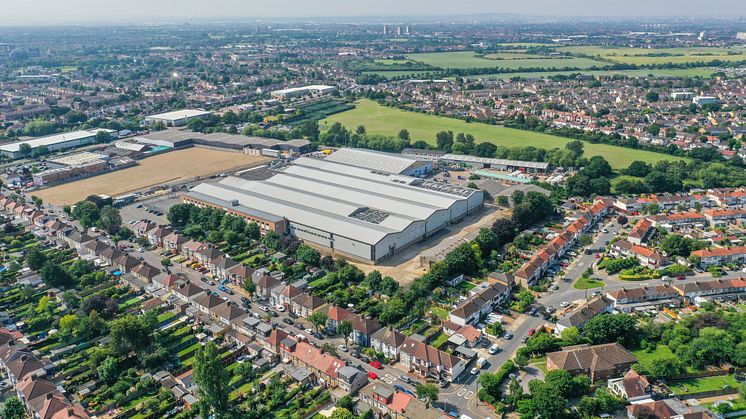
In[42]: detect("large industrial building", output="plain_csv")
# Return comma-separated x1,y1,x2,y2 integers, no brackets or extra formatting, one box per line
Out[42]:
144,109,212,127
182,153,483,263
0,129,117,159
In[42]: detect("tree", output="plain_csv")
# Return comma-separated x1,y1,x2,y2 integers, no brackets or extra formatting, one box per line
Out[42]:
296,244,321,266
98,205,122,234
19,143,32,157
397,129,410,141
336,394,355,411
95,130,112,143
97,356,119,383
661,234,699,258
71,200,100,229
646,356,686,379
491,218,517,244
514,289,535,312
194,341,232,418
625,160,653,177
167,203,192,228
416,383,439,408
245,222,261,241
25,246,47,270
583,313,639,347
646,91,660,102
338,320,353,345
506,376,523,406
0,397,26,419
161,258,172,272
329,408,355,419
40,263,73,287
435,130,454,152
309,311,328,332
475,228,500,255
109,315,153,355
518,381,567,419
560,326,581,345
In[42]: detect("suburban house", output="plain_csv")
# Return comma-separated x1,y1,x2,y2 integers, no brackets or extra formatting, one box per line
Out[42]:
290,292,326,319
546,343,637,382
370,327,407,360
606,285,682,312
447,281,511,326
628,219,654,245
690,246,746,266
673,278,746,305
399,337,465,382
608,369,654,405
555,296,614,334
610,240,667,268
349,315,382,347
357,382,440,419
326,306,352,334
279,338,347,389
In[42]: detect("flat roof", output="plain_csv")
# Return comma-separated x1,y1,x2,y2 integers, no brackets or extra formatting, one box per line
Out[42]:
185,158,479,246
325,148,426,174
0,129,115,153
440,153,550,170
146,109,212,121
271,85,336,95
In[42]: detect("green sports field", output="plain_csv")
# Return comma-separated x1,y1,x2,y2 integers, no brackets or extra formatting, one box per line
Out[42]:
558,45,746,66
322,99,687,169
406,51,606,70
465,68,715,80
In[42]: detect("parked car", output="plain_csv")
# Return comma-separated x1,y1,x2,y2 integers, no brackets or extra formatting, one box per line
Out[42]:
399,375,412,384
503,333,513,340
282,318,294,325
470,367,479,375
367,371,378,380
527,328,536,336
369,361,382,369
488,344,500,355
560,301,570,308
438,379,449,388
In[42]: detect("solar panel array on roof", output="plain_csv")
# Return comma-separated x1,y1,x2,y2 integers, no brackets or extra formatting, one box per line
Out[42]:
325,148,422,174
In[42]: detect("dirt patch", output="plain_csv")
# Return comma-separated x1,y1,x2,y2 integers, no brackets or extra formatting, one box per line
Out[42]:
34,148,269,206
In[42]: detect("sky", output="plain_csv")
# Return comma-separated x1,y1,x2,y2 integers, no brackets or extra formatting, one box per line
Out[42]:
1,0,746,25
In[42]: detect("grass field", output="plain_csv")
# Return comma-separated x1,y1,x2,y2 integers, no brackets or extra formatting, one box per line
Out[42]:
632,344,675,365
558,45,746,66
323,99,687,169
406,51,606,69
669,375,739,395
483,52,545,60
465,68,715,80
35,148,269,205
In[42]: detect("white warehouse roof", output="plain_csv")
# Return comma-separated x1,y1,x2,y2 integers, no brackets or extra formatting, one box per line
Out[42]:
145,109,212,121
440,153,550,170
185,157,482,247
0,129,115,153
325,148,428,175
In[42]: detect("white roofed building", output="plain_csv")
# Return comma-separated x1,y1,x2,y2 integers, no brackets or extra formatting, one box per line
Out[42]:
144,109,212,127
325,148,432,177
0,129,117,159
182,156,482,263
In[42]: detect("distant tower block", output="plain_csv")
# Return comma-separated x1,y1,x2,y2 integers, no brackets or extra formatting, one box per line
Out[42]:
383,25,388,35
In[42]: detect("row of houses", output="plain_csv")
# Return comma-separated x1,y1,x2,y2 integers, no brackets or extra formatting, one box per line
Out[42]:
447,277,512,326
514,198,613,287
0,329,89,419
613,188,746,214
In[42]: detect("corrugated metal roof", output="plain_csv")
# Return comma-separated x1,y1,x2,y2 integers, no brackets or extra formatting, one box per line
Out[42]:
325,148,422,174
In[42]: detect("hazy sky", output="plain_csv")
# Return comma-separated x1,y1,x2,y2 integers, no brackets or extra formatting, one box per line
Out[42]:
2,0,746,25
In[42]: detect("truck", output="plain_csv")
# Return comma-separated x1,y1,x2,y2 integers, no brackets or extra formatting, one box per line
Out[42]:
476,357,488,369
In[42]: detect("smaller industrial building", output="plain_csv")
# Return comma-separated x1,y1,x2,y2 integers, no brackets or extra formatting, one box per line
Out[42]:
401,148,550,173
325,148,432,177
270,85,336,99
144,109,213,127
0,129,117,159
133,130,311,155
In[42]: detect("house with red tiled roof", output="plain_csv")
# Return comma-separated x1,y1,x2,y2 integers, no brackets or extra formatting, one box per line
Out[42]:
629,218,654,245
703,208,746,225
326,306,352,334
280,338,346,388
610,240,667,268
690,246,746,266
626,397,716,419
608,369,654,404
673,278,746,305
358,382,441,419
